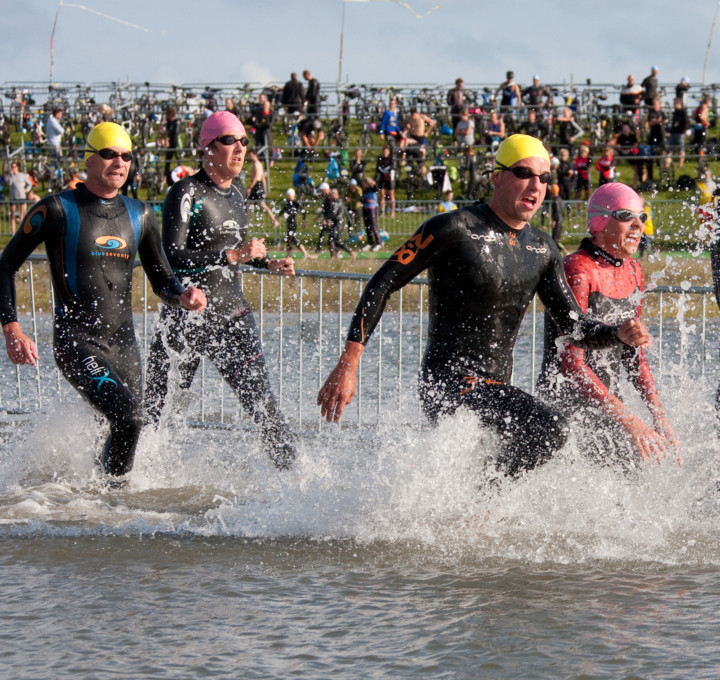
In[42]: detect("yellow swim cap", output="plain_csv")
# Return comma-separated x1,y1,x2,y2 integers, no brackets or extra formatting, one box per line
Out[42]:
494,134,550,171
85,122,132,161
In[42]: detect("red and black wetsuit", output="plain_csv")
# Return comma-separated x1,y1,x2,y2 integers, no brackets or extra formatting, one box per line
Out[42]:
0,183,186,476
538,238,658,464
539,238,653,400
346,202,621,476
143,169,295,469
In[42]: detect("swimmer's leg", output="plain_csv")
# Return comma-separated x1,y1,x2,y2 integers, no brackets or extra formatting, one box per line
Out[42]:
459,381,569,477
55,335,143,476
207,312,296,470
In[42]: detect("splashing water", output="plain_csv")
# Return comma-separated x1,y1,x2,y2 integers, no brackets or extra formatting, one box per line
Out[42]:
1,361,718,567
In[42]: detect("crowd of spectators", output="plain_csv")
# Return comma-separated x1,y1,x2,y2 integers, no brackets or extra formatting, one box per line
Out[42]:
2,67,718,253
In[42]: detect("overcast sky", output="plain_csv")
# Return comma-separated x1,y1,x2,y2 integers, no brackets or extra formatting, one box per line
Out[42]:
3,0,720,94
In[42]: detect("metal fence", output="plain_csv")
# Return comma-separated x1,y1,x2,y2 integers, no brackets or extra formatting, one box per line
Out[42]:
0,197,707,242
1,257,718,428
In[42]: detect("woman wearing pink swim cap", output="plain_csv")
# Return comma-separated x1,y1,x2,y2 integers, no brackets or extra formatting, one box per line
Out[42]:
539,182,680,467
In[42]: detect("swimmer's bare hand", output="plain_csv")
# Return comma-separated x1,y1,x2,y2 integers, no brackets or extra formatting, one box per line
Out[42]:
654,415,682,465
268,257,295,276
317,341,364,423
625,416,670,465
228,238,267,264
179,285,207,312
617,318,651,349
3,321,38,367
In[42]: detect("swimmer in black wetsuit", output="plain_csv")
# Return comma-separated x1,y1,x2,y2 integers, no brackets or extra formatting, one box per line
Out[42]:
143,111,297,470
710,207,720,437
318,134,652,477
0,123,207,479
538,182,679,468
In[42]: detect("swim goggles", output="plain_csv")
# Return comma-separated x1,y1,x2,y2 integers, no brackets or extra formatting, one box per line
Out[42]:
213,134,249,147
86,142,133,162
495,161,551,184
592,207,648,223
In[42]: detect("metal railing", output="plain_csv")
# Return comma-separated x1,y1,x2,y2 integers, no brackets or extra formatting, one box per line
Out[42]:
0,197,706,242
1,256,718,427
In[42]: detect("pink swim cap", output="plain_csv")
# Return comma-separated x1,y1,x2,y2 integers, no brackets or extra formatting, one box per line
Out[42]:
200,111,246,149
586,183,643,235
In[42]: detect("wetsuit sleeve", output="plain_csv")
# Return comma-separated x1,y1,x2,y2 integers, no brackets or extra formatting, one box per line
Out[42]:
162,182,230,270
538,249,620,350
138,205,186,306
0,197,58,325
347,217,452,345
711,233,720,307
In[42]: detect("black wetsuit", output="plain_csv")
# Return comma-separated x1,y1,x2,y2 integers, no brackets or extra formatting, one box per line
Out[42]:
346,202,620,476
0,184,186,476
280,198,305,250
143,169,295,469
711,233,720,434
316,196,353,256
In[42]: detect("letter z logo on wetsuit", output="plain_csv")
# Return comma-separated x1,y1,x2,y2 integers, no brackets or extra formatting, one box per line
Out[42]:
394,231,435,265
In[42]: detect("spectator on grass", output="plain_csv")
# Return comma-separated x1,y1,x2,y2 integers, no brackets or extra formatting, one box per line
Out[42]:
523,75,552,111
375,145,396,218
494,71,522,110
45,108,64,158
250,93,274,152
404,107,436,157
303,70,321,118
247,149,279,228
595,146,616,186
675,77,690,105
453,109,475,148
520,108,549,143
379,98,404,151
281,73,304,114
484,110,506,152
6,161,34,234
693,95,711,154
614,123,641,189
555,107,579,150
620,75,643,114
641,66,659,108
447,78,467,133
574,141,592,200
299,116,325,151
556,147,574,201
669,97,689,168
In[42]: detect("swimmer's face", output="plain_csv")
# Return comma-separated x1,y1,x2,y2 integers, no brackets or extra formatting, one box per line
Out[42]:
596,210,644,259
84,146,131,197
593,189,645,259
490,156,550,229
205,129,247,181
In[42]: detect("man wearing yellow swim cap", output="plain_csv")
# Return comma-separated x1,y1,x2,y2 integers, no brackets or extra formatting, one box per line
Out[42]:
489,134,551,230
81,122,136,198
319,133,653,479
0,120,207,485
